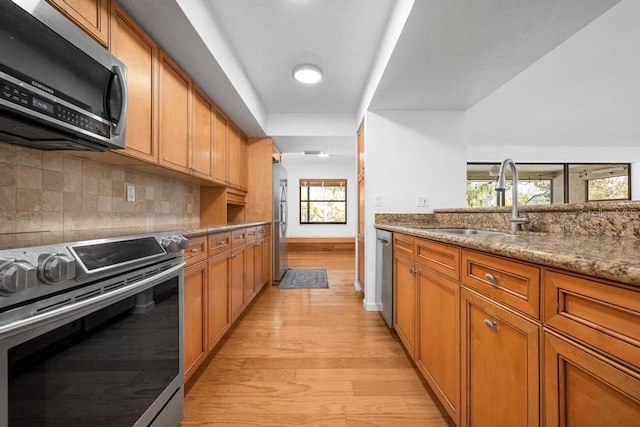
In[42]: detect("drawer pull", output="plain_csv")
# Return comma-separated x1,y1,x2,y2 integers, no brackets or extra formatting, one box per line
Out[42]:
485,273,498,285
483,319,498,329
215,241,226,245
190,248,198,254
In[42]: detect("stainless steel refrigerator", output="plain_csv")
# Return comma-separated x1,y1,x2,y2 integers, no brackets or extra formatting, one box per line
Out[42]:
272,162,288,283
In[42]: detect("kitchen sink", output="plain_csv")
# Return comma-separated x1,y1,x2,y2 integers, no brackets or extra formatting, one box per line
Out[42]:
420,228,508,236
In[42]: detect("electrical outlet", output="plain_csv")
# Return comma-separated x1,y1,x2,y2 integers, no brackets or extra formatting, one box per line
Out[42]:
126,184,135,202
374,194,382,207
416,195,429,207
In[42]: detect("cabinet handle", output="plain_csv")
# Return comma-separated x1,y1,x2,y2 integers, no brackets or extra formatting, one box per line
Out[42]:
216,241,226,245
483,319,498,329
190,248,198,254
485,273,498,285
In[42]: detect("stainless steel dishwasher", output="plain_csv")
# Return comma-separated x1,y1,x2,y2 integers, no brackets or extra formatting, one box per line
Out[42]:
376,229,393,328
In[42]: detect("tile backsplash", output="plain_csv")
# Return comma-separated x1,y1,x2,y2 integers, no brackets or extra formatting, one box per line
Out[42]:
0,143,200,233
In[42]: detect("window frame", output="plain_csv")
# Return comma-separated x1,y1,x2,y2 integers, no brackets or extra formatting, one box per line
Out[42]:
299,179,348,225
466,162,631,206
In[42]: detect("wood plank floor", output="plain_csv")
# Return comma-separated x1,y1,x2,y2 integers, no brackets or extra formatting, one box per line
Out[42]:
182,252,454,426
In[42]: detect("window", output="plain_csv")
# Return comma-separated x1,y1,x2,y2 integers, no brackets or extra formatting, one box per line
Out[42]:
300,179,347,224
466,163,630,207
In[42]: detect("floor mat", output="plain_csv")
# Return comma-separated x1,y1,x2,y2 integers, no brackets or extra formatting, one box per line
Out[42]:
278,269,329,289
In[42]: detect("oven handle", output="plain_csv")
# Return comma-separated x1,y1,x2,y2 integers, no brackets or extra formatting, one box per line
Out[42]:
0,262,185,340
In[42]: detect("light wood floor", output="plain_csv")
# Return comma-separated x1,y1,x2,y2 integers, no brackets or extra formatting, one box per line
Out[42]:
182,252,454,426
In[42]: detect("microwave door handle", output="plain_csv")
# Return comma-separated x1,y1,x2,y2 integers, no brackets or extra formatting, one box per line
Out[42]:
112,65,128,136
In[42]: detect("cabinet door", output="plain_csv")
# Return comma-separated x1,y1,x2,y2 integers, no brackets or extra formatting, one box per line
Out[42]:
191,87,214,180
213,109,227,183
254,239,264,291
230,247,246,320
393,253,416,359
159,52,191,174
227,125,240,186
239,133,248,189
416,267,460,425
46,0,110,47
245,243,256,303
262,235,271,286
110,4,157,163
184,261,207,382
207,252,230,351
461,289,540,427
544,331,640,427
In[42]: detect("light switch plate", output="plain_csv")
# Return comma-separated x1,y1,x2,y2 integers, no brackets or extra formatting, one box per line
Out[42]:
126,184,135,202
374,194,382,206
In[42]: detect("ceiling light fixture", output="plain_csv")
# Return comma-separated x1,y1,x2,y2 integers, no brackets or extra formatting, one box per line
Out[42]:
317,153,330,158
292,64,323,84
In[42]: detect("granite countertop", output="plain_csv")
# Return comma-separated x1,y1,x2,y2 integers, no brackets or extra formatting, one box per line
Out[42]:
376,223,640,287
181,221,270,238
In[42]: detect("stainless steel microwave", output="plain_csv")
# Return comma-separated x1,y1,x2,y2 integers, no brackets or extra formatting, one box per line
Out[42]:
0,0,128,151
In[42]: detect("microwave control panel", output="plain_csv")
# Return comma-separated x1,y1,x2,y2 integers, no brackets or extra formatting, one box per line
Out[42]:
1,77,110,138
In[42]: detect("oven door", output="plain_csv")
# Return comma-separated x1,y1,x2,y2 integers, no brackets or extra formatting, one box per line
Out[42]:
0,264,184,427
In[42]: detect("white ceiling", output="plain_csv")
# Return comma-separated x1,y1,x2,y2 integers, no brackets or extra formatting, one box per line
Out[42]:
370,0,620,111
206,0,395,114
117,0,621,158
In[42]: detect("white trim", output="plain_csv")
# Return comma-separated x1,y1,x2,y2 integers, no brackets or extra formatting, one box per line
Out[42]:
362,300,382,312
353,281,362,291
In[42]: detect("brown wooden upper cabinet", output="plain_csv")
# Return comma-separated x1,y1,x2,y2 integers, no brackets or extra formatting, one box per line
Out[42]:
227,125,240,187
46,0,110,47
158,52,191,175
213,108,228,184
357,120,365,178
239,133,248,190
191,86,214,180
109,3,158,163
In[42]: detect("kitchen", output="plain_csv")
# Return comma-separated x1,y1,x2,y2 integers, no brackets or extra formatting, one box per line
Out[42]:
0,0,639,426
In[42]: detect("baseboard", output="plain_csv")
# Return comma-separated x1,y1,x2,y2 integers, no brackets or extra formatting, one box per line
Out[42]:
287,237,355,253
362,300,382,312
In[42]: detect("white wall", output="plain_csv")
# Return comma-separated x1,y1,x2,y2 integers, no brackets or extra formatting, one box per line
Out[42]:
281,156,357,238
363,110,467,310
466,0,640,159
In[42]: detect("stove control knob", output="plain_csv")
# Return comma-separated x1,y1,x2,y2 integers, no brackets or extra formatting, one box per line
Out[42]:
162,236,188,253
174,236,188,251
161,237,179,253
39,254,76,283
0,258,37,294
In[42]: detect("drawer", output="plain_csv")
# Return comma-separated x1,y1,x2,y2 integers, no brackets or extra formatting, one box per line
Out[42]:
184,236,207,266
393,233,415,258
263,224,271,236
544,269,640,370
231,228,248,248
246,227,257,242
461,249,540,319
415,238,460,281
207,232,231,258
256,225,265,239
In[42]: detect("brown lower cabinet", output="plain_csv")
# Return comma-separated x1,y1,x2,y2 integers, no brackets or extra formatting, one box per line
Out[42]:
392,231,640,427
460,288,540,427
207,252,230,352
184,260,207,382
543,331,640,427
393,251,416,359
184,226,270,383
416,267,460,425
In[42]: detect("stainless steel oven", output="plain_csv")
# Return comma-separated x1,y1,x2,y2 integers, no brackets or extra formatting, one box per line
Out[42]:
0,230,187,426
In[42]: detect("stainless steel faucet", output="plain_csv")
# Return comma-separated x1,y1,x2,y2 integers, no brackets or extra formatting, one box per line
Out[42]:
495,159,530,232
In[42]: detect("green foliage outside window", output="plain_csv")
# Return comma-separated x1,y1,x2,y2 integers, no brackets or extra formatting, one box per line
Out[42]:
467,180,551,208
587,176,629,201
